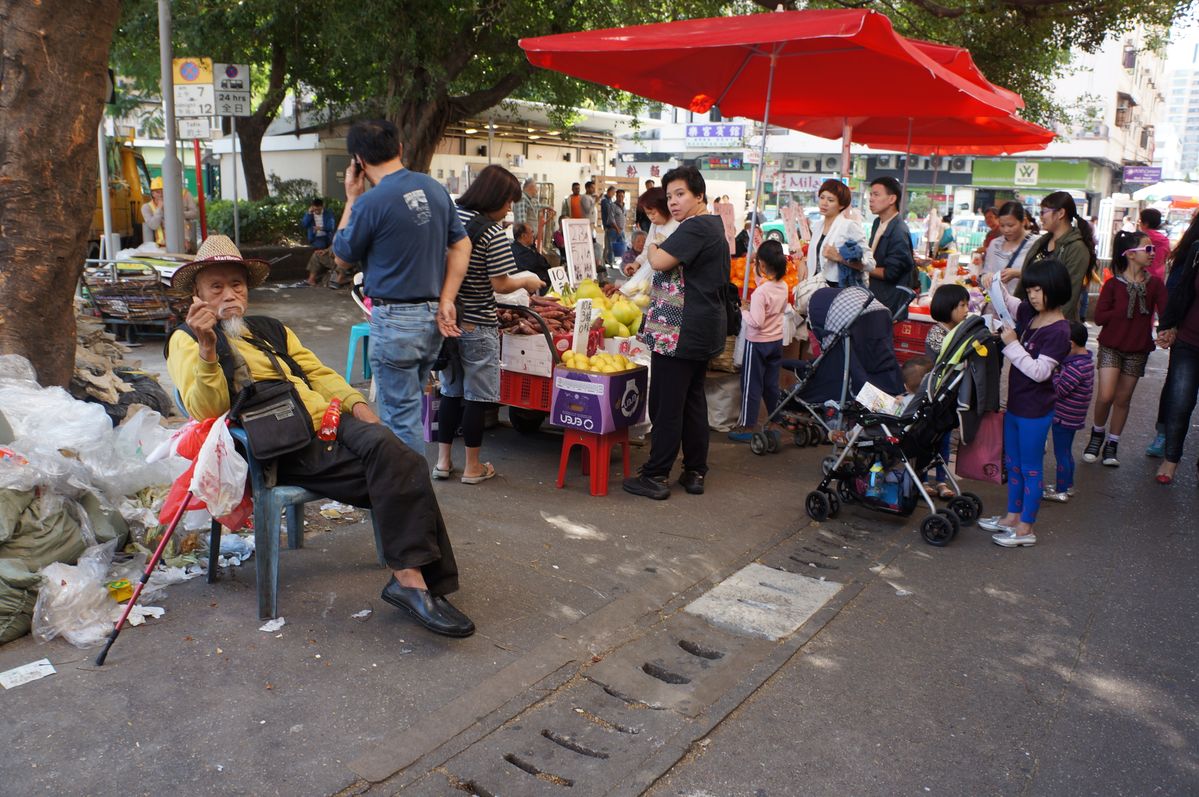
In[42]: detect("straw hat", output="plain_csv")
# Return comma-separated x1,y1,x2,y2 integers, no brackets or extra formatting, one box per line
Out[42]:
171,234,270,293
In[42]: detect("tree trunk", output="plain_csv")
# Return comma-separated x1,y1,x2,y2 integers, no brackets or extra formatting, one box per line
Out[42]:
236,42,290,201
392,96,455,175
0,0,120,387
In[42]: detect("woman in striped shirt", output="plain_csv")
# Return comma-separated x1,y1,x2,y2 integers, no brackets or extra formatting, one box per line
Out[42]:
435,166,544,484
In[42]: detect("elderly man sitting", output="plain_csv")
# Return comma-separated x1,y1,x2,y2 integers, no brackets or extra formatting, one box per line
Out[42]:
165,235,474,637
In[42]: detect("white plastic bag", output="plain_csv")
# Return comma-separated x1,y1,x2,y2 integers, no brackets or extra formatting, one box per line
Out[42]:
732,324,747,368
190,414,247,518
620,260,654,296
32,540,117,648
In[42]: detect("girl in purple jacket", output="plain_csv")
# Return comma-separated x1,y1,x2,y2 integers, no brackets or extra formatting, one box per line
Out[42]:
1043,322,1095,503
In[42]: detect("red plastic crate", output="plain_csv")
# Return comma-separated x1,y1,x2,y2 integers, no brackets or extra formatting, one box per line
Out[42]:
500,370,553,412
893,318,934,346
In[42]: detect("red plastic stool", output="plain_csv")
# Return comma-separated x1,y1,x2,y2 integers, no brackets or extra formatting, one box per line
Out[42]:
556,427,631,497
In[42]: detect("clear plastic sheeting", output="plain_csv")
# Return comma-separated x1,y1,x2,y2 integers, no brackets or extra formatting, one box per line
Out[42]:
32,541,119,649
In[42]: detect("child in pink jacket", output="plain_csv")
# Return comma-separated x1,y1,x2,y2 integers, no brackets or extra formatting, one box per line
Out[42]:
729,240,790,442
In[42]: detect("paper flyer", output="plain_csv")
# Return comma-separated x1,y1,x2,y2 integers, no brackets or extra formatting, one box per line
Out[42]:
855,383,905,415
989,277,1014,328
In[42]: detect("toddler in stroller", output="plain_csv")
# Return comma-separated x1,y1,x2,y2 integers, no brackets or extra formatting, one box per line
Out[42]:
750,286,904,454
805,314,1001,546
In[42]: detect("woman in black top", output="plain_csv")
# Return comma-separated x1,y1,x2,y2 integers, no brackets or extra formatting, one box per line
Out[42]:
624,166,731,500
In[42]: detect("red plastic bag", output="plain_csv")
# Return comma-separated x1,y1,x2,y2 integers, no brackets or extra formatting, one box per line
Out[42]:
955,411,1004,484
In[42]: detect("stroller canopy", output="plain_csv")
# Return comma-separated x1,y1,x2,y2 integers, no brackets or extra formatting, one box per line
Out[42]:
803,286,904,402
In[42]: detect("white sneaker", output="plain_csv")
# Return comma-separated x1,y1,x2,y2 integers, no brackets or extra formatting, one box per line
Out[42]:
1041,489,1070,503
992,529,1036,547
978,515,1015,533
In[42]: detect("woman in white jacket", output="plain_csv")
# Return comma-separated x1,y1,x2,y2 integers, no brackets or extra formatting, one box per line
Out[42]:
806,178,872,288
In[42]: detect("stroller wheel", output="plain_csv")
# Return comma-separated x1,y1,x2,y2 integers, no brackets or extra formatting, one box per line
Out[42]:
805,491,831,522
920,511,958,546
810,427,824,447
793,426,810,447
826,491,841,518
948,496,979,527
821,455,837,476
750,432,768,455
961,492,984,519
766,430,782,453
835,478,857,504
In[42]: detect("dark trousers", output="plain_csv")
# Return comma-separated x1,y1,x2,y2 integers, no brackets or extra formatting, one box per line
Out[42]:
739,339,782,427
275,415,459,595
643,353,710,478
1162,340,1199,464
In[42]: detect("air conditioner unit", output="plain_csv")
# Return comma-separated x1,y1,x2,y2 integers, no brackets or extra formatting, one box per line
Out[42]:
950,157,969,172
513,154,525,167
823,155,841,172
784,158,796,169
798,157,816,172
916,157,932,171
877,155,895,169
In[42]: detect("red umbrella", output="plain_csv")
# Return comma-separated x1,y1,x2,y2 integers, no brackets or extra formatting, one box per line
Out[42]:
520,9,1020,122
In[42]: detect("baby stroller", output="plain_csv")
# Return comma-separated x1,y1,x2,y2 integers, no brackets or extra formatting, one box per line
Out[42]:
751,286,905,454
804,314,1001,546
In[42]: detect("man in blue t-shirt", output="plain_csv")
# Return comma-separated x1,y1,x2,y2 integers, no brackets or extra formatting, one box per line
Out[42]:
333,120,470,451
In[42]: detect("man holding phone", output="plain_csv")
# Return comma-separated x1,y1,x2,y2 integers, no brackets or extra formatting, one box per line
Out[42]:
333,120,471,452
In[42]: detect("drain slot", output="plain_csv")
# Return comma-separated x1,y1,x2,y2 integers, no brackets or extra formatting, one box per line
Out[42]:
503,753,574,787
788,555,839,570
542,729,610,759
573,706,640,734
641,662,691,684
453,778,497,797
678,639,724,660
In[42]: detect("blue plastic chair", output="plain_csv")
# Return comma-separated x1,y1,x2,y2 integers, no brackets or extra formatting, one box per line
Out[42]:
175,392,386,619
344,322,372,382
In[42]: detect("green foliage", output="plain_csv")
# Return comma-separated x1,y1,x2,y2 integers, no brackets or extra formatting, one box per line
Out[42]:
205,197,344,247
769,0,1192,128
267,174,320,203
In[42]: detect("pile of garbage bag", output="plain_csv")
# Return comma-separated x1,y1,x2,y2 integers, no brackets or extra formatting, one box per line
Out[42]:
0,354,188,645
70,317,173,422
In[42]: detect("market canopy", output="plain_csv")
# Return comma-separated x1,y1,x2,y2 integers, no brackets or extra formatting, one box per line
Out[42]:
520,9,1022,125
1131,181,1199,202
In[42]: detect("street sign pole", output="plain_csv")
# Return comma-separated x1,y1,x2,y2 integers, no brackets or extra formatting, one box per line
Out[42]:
97,122,114,260
157,0,185,253
232,115,241,247
194,139,207,240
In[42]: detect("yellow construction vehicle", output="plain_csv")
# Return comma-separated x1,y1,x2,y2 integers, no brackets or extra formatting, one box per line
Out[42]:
90,134,153,256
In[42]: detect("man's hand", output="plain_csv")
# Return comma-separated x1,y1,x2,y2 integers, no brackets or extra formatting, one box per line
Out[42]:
352,402,380,424
186,297,219,361
437,301,461,338
344,157,367,200
1157,328,1176,349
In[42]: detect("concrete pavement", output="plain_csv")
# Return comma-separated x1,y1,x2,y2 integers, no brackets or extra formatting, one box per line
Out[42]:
1,283,1195,796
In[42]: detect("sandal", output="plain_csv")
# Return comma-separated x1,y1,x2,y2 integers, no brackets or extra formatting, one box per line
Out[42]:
460,462,497,484
431,465,454,480
935,482,955,500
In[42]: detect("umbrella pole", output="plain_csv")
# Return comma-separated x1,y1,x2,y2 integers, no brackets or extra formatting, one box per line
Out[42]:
743,49,778,301
899,117,913,216
929,148,940,258
841,119,852,181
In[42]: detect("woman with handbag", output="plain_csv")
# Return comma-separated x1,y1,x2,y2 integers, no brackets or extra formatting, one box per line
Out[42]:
982,201,1034,292
434,166,544,484
807,179,871,288
979,259,1074,547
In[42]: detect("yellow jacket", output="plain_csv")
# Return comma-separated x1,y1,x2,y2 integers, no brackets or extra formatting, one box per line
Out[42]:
168,326,367,430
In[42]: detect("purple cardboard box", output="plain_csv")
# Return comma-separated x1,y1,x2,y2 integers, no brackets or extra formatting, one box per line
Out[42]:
550,365,648,434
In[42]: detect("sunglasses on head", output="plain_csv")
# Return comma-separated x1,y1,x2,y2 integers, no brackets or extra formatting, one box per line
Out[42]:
1126,244,1155,254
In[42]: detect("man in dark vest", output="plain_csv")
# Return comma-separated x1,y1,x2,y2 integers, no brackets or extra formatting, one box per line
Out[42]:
166,234,474,638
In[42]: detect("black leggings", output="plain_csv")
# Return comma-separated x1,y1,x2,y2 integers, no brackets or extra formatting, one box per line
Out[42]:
436,395,486,448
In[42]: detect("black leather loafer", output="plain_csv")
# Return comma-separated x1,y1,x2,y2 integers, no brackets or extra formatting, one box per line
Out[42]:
679,470,705,495
381,578,475,637
623,474,670,500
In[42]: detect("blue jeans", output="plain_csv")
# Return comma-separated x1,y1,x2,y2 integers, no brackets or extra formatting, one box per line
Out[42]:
1004,411,1053,524
368,302,442,452
438,324,500,402
1051,423,1077,492
1163,340,1199,464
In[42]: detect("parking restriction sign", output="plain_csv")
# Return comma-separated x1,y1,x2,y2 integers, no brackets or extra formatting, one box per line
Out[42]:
213,63,252,117
172,57,214,117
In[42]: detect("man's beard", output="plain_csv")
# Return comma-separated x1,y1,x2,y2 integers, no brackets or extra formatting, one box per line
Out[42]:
220,314,247,339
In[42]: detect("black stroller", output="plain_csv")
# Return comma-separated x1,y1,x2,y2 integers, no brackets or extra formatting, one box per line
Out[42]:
751,286,905,454
804,314,1001,546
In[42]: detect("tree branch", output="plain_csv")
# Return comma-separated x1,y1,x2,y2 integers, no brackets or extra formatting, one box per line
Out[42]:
448,65,533,119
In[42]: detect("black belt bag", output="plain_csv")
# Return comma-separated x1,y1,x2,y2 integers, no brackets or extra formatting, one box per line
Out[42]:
228,343,314,460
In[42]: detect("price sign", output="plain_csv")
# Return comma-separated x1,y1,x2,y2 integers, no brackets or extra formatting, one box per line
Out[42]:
547,266,569,294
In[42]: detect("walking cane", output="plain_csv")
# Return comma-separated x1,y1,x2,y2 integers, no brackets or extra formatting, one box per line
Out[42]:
95,492,193,666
